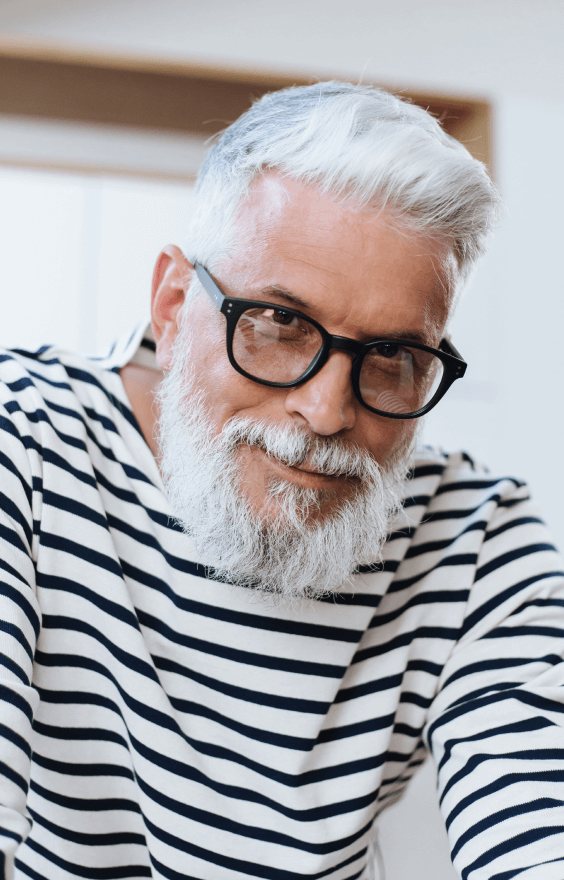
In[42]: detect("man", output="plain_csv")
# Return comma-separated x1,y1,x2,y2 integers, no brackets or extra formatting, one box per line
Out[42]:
1,81,563,880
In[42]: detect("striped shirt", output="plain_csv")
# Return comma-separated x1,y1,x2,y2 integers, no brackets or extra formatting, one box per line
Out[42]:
1,326,564,880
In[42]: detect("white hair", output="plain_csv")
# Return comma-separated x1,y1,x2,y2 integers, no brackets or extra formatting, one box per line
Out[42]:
185,81,501,293
158,320,414,601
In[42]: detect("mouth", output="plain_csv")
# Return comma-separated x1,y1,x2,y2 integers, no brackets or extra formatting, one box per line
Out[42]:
252,446,359,491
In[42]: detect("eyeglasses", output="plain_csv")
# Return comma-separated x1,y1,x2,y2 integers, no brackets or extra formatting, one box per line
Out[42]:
194,263,467,420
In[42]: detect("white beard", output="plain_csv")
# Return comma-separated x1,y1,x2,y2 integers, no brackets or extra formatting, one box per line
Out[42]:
157,324,415,601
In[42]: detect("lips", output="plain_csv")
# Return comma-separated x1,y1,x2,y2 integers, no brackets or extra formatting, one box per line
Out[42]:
263,450,358,485
289,457,340,478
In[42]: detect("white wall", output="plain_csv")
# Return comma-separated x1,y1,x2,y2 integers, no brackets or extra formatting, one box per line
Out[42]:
5,166,196,353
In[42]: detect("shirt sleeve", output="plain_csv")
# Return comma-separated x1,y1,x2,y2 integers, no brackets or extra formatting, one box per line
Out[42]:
0,405,41,880
425,476,564,880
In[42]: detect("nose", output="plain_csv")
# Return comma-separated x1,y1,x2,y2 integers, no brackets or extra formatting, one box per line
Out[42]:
283,351,357,435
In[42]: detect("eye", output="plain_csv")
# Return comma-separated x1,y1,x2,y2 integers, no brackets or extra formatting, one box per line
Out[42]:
271,310,295,326
375,342,400,358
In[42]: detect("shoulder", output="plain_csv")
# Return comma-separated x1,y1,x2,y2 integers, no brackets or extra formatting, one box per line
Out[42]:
407,446,534,539
0,343,133,468
0,343,117,422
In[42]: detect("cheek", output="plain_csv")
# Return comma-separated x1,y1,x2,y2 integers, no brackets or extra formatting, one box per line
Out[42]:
187,316,280,431
357,412,417,465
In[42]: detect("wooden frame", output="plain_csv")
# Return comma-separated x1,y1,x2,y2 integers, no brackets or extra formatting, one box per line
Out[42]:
0,36,491,175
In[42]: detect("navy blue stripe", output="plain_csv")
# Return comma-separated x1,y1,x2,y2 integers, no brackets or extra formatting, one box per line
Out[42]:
0,827,22,844
0,491,32,547
410,463,446,479
429,694,559,765
32,750,134,779
317,712,395,744
0,413,23,442
16,858,52,880
441,746,564,805
451,796,564,860
490,856,564,880
122,556,363,641
0,556,32,587
484,515,544,542
36,664,390,787
0,721,32,759
153,654,329,714
0,521,30,557
24,838,151,879
0,448,32,507
137,772,371,855
39,619,159,682
0,759,28,792
42,447,97,488
64,365,143,439
353,626,459,665
30,778,141,813
37,574,140,631
148,852,366,880
404,518,488,559
444,768,564,832
28,807,145,847
0,651,29,686
436,716,553,778
483,623,564,639
144,815,367,880
32,720,128,747
388,555,477,593
0,619,34,664
25,366,72,390
462,825,564,880
167,691,317,751
392,721,423,738
40,532,123,577
42,489,110,530
137,608,346,677
0,682,34,723
5,399,88,452
7,349,57,363
475,544,557,581
6,376,34,394
128,730,380,822
462,571,560,635
370,589,468,629
335,671,403,703
0,580,40,639
403,493,432,510
441,653,562,690
400,690,432,708
83,405,121,435
436,478,519,495
93,468,178,530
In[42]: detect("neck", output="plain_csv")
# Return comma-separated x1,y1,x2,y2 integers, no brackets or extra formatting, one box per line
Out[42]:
120,363,162,458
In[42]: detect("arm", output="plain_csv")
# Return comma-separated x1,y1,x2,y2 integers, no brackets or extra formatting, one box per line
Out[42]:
426,478,564,880
0,405,41,879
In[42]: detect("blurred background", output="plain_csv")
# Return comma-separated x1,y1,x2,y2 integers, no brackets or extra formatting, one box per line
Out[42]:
1,2,563,877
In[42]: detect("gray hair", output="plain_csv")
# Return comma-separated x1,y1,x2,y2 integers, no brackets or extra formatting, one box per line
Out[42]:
186,81,500,292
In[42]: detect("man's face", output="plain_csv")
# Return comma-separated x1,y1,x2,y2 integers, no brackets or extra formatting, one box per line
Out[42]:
155,174,455,524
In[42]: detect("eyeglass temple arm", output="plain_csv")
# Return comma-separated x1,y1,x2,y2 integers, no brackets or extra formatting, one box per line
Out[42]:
194,262,225,311
440,336,467,377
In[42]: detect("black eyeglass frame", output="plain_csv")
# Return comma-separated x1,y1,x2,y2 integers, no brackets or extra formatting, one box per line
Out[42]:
194,262,467,420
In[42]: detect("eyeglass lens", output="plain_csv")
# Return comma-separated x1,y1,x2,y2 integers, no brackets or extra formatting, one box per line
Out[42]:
231,306,444,415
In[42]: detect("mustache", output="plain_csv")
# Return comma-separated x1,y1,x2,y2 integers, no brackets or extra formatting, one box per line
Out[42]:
217,418,381,482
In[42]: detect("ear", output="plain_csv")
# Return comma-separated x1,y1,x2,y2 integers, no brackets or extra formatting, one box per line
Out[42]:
151,245,193,371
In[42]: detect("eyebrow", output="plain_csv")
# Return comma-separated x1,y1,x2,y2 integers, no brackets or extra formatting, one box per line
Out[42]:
257,286,434,346
258,286,311,310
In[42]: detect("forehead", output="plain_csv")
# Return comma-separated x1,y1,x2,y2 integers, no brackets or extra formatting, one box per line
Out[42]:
219,174,457,337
